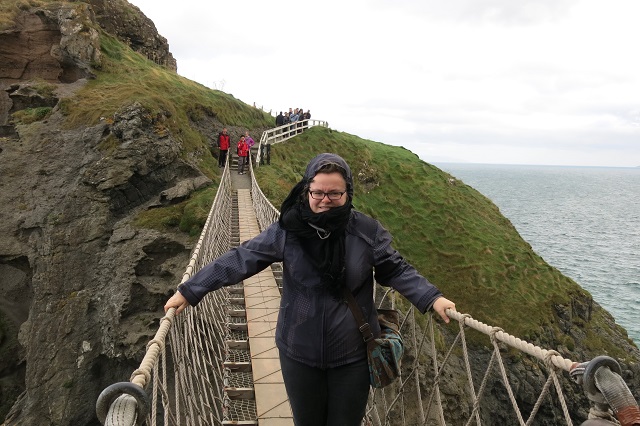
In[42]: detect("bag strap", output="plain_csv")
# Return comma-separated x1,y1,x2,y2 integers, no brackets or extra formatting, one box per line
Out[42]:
342,287,376,347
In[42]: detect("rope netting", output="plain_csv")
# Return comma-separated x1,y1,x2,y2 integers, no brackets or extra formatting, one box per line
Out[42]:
99,145,636,426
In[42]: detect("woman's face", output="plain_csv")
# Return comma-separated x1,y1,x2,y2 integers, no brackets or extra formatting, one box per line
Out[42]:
308,172,348,213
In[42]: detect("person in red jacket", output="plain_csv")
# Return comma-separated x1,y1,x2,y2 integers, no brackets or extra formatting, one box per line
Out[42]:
217,128,231,168
237,136,249,175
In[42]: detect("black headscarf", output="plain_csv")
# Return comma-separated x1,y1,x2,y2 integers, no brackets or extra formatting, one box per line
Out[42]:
279,153,354,296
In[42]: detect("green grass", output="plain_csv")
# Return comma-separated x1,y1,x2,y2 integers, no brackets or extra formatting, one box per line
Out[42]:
52,26,271,237
11,107,52,124
134,186,217,238
57,32,271,180
61,33,272,131
253,127,630,355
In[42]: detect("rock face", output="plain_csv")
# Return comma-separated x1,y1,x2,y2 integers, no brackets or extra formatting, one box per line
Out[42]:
87,0,177,72
0,0,176,126
0,2,195,424
0,3,100,85
0,103,200,424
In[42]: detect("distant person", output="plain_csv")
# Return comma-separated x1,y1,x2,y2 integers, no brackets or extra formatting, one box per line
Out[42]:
244,131,255,163
164,152,456,426
275,111,285,138
289,110,298,135
217,128,230,168
260,141,271,166
304,110,311,120
236,136,249,175
283,112,291,136
296,107,304,133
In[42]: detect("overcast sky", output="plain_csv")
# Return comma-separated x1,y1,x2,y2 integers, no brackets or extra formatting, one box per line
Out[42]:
127,0,640,167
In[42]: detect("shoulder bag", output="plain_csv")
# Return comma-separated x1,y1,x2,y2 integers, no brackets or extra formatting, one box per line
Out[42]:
343,287,404,388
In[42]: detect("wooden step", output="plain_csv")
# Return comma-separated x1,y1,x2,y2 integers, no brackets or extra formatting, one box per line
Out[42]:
229,297,245,305
227,322,248,331
223,361,252,372
225,387,255,400
226,340,249,350
226,308,246,317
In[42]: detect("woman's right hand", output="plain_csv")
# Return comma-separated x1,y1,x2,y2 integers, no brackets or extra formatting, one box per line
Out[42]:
432,296,456,324
164,291,190,315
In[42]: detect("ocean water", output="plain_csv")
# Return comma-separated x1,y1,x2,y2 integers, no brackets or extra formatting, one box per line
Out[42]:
435,163,640,346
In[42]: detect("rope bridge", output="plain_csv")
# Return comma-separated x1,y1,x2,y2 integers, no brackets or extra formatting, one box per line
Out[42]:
97,126,639,426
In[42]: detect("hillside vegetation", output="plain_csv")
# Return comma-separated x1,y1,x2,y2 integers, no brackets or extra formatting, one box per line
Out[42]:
252,128,634,356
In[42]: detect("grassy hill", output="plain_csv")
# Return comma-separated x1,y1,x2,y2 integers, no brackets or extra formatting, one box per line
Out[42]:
252,128,635,357
92,24,625,358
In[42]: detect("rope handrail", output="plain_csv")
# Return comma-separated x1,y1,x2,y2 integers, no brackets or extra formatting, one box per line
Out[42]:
97,126,638,426
446,309,576,373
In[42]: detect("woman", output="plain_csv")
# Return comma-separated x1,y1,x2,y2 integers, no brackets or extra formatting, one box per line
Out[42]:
244,131,255,163
165,153,456,425
236,135,249,175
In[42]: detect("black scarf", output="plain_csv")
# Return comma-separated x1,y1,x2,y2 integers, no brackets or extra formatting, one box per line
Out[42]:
279,181,353,297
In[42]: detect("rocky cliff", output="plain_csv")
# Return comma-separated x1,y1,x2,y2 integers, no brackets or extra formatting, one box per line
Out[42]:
0,1,212,424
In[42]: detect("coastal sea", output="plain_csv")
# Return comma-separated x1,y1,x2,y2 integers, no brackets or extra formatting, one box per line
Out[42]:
434,163,640,346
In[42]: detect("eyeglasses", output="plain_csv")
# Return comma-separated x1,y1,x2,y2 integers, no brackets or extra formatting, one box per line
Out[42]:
308,190,346,200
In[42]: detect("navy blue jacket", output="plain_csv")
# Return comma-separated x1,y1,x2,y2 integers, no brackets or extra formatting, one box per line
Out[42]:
178,210,443,368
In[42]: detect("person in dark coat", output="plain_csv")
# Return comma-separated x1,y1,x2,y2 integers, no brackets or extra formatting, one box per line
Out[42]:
165,153,456,425
260,141,271,165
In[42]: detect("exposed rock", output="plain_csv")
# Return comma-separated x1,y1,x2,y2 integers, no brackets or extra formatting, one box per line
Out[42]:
160,176,213,204
6,83,58,113
0,98,198,423
87,0,177,71
0,3,191,422
0,4,101,86
355,160,380,193
0,0,175,128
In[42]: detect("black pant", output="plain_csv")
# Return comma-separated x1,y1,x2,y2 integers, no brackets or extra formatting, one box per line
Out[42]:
218,149,228,167
261,144,271,165
279,352,370,426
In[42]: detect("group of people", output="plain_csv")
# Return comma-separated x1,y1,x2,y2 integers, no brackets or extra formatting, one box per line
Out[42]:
215,108,313,172
166,152,456,425
276,108,311,135
216,128,256,174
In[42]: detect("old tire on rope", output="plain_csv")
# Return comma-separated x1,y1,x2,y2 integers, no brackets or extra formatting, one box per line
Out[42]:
96,382,150,425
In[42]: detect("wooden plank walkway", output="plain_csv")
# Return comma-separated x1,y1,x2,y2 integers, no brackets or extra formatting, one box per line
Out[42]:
237,189,294,426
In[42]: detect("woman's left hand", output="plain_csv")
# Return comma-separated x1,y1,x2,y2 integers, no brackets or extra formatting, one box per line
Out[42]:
432,297,456,323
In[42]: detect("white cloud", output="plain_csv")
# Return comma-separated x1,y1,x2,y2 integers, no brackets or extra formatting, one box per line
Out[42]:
128,0,640,167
